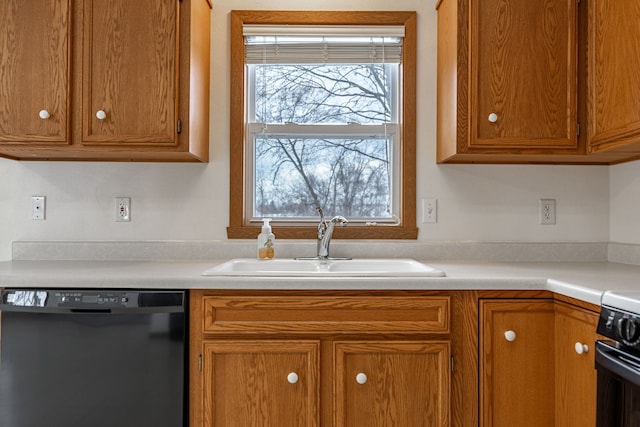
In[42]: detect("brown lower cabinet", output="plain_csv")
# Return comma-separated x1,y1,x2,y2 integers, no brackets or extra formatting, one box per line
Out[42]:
480,299,556,427
334,340,450,426
202,340,320,426
479,296,600,427
554,301,599,427
190,290,600,427
190,291,455,427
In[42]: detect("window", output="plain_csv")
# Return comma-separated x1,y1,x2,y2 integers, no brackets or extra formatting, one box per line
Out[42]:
228,11,417,239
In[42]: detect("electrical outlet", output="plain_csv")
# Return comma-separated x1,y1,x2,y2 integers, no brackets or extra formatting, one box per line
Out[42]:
422,198,437,223
539,199,556,225
31,196,46,220
115,197,131,222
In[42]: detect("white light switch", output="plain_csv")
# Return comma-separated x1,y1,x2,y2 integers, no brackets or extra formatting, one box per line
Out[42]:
422,198,437,223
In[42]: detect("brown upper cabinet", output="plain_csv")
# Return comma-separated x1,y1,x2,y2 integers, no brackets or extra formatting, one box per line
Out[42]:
0,1,71,147
587,0,640,158
0,0,211,162
436,0,640,164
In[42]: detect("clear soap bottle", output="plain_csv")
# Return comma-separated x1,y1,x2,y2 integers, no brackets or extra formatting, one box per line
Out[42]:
257,218,275,259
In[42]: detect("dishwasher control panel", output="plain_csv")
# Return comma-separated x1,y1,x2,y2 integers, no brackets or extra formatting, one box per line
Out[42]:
53,291,132,308
1,290,135,309
1,289,184,312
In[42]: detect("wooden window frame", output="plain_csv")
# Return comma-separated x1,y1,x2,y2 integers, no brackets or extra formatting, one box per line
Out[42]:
227,10,418,240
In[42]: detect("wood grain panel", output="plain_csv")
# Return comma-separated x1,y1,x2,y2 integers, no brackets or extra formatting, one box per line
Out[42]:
480,299,555,427
472,0,576,148
82,0,176,145
203,296,450,334
554,301,598,427
433,0,637,163
334,341,450,427
588,0,640,152
0,0,70,144
203,340,319,427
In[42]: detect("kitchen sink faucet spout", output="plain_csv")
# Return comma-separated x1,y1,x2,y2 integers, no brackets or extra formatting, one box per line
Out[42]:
316,207,348,259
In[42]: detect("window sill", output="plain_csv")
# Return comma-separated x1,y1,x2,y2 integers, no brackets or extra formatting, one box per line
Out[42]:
227,225,419,240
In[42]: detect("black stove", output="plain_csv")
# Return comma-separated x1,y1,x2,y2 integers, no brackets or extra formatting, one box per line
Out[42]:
596,291,640,427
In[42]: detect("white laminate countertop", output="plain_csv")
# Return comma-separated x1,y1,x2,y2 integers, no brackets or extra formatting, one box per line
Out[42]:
0,259,639,306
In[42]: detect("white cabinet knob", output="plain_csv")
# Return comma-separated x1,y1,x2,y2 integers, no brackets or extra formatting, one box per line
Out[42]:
39,110,50,120
355,373,367,384
287,372,299,384
96,110,107,120
488,113,498,123
575,342,589,355
504,330,517,342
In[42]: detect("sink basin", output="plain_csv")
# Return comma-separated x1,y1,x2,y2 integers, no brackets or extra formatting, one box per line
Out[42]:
202,258,445,277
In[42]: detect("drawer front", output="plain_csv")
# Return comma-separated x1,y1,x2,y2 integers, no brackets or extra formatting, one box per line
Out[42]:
203,296,449,334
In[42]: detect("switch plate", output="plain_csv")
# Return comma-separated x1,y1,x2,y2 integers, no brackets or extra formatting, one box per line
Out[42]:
540,199,556,225
31,196,46,220
423,198,437,223
116,197,131,222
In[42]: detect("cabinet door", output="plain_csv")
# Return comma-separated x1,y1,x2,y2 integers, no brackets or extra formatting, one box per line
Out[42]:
334,341,450,427
470,0,577,150
0,0,70,144
480,300,555,427
202,340,319,427
555,302,598,427
82,0,177,146
588,0,640,153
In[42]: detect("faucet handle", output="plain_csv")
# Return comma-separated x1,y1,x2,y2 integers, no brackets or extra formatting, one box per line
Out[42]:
330,215,349,225
316,207,327,236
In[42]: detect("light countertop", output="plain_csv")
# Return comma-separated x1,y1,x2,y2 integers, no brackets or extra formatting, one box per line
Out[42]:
0,259,639,306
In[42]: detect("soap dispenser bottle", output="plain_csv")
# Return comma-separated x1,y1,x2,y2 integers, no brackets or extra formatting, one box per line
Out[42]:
257,218,275,259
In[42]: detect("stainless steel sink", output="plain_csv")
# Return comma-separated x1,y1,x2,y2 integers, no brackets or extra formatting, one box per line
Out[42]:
202,258,445,277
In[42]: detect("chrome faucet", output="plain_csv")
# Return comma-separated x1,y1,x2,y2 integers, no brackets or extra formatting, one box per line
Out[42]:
316,207,348,259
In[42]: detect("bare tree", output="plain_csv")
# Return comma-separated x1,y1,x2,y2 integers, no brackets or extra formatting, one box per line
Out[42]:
254,63,393,218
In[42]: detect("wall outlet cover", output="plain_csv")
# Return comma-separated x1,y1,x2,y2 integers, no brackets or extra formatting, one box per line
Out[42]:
540,199,556,225
31,196,46,220
116,197,131,222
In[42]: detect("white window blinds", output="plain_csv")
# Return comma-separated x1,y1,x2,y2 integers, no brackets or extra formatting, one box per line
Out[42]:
244,25,404,64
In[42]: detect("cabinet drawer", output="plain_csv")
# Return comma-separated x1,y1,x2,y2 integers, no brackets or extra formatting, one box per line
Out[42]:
203,296,450,334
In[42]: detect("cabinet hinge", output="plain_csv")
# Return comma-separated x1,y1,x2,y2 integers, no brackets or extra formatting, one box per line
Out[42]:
450,355,455,372
577,123,580,137
198,354,202,372
177,119,182,134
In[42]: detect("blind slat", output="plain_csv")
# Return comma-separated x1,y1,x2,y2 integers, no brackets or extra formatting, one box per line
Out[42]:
246,44,402,64
243,24,405,38
244,24,404,65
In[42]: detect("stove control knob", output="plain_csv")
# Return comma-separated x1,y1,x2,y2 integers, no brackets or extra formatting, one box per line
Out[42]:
617,317,640,345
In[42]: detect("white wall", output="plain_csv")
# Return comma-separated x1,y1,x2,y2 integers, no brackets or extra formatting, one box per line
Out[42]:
0,158,15,260
0,0,619,261
610,161,640,244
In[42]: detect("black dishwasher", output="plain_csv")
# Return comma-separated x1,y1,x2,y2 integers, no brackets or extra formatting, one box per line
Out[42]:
0,289,187,427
